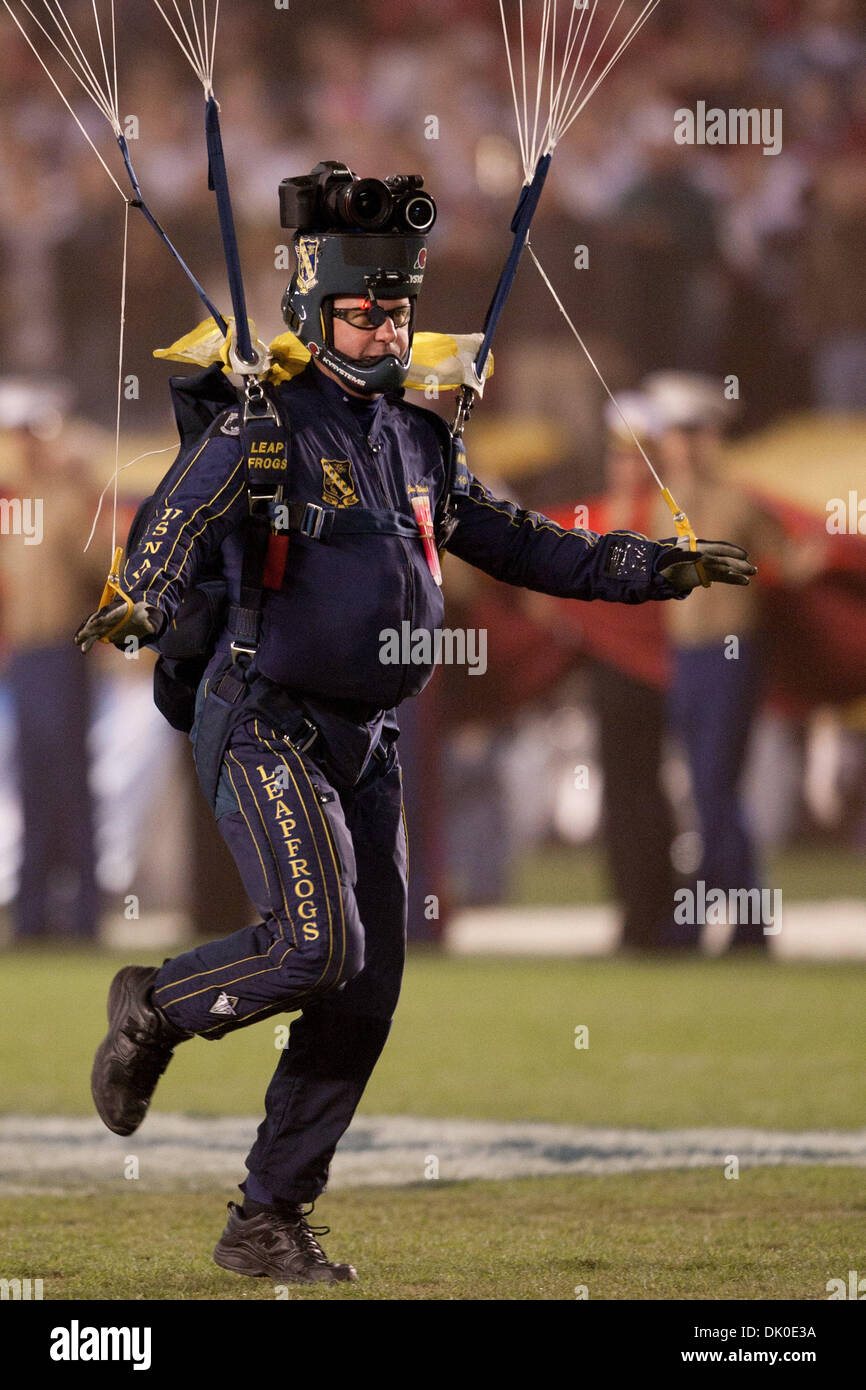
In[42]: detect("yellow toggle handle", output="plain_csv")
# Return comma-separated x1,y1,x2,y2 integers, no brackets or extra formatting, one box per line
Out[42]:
660,488,710,589
97,546,135,642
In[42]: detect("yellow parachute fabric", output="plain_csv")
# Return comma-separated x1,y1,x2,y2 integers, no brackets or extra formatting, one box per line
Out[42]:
406,333,494,392
154,318,493,392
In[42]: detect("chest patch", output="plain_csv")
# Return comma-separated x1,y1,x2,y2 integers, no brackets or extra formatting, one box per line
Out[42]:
322,458,359,508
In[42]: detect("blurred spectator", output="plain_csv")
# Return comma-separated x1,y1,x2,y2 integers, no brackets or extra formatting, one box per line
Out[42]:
645,371,824,950
589,393,678,951
798,155,866,409
615,107,722,374
0,379,106,938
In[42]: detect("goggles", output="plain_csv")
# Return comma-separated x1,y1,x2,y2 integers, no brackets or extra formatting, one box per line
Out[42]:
332,301,412,331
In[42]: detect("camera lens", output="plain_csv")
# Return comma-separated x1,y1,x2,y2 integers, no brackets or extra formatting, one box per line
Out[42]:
341,178,392,230
400,193,437,233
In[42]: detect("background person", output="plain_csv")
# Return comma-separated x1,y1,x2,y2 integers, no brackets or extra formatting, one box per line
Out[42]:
646,371,823,950
589,393,679,952
0,379,105,940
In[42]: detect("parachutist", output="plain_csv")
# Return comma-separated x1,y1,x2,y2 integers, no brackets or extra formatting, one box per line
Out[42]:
80,158,754,1284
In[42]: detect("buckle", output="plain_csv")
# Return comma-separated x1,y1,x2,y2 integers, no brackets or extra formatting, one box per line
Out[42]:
243,383,280,425
248,486,283,514
300,503,327,540
285,718,318,753
436,510,458,548
230,639,257,665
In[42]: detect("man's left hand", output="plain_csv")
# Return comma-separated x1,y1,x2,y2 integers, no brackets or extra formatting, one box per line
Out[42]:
656,539,757,592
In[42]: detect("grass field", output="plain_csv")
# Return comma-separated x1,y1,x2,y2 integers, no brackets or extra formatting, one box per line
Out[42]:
2,948,864,1127
509,844,866,906
3,1169,864,1300
1,947,863,1300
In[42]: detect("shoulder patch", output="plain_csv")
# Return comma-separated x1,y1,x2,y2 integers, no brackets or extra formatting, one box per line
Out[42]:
604,536,651,580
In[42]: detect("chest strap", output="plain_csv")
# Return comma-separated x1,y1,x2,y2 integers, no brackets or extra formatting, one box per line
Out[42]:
276,502,421,542
228,503,422,652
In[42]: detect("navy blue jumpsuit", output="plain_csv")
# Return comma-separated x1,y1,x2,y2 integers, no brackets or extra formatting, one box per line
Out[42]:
121,363,682,1204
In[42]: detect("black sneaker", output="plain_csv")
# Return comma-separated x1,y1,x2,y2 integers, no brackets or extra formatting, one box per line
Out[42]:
213,1202,358,1284
91,965,189,1136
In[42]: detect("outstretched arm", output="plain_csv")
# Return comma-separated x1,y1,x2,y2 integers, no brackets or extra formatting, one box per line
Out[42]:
444,474,756,604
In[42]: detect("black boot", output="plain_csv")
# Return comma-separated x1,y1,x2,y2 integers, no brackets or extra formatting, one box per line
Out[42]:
213,1202,358,1284
91,965,190,1136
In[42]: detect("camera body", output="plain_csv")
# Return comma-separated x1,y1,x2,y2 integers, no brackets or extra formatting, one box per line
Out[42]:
279,161,437,235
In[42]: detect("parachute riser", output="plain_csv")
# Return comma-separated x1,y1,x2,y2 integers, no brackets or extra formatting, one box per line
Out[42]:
450,154,552,444
205,96,256,366
473,154,552,386
114,132,229,336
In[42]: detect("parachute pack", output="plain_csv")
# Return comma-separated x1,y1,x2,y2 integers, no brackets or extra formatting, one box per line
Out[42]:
125,363,289,732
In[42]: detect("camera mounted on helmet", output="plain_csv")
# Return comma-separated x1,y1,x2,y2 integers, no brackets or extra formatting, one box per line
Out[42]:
279,161,435,395
280,161,436,237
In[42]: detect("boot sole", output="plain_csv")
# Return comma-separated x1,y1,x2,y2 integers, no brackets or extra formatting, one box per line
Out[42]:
213,1241,354,1284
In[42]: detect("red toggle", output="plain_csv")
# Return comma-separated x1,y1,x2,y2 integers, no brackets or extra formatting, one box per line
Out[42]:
410,494,442,586
263,533,290,590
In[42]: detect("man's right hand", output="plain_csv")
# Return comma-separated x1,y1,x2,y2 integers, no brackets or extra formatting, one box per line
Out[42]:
74,599,165,654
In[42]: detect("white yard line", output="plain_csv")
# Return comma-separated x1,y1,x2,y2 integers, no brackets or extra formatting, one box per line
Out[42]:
1,1114,865,1193
447,901,866,958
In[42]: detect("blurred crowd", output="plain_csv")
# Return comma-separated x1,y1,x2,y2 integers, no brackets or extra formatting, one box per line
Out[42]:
0,0,864,948
1,0,865,438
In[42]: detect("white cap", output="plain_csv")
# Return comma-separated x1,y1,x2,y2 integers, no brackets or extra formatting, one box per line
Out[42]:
642,371,739,431
603,391,664,443
0,377,73,435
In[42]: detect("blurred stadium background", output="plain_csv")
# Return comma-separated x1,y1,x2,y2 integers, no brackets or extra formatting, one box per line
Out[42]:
0,0,865,1301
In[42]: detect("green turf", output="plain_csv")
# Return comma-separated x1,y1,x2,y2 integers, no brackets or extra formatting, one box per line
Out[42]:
1,948,864,1128
1,1168,862,1300
510,844,866,905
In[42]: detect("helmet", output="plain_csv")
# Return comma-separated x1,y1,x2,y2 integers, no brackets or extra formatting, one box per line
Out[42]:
282,230,429,395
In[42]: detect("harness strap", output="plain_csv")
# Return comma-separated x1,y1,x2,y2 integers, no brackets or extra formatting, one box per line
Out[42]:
226,385,431,663
212,666,247,704
229,386,291,659
437,433,471,548
277,502,421,542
